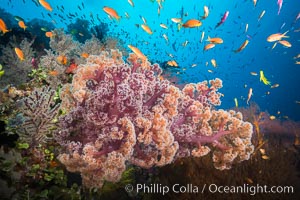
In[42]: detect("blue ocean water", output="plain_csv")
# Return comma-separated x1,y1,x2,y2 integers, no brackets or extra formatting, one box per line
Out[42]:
2,0,300,120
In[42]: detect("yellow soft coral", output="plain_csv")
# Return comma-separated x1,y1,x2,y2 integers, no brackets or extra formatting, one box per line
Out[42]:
259,70,271,85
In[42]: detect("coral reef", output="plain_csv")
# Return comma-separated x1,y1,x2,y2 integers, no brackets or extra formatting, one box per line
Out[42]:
56,50,254,188
80,35,104,56
49,29,81,57
237,103,300,148
0,144,81,200
36,29,126,89
38,49,70,88
17,86,59,146
153,142,300,200
0,37,35,87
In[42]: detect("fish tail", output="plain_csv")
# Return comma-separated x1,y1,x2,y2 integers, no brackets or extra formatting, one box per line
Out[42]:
116,16,121,22
215,22,221,29
3,29,10,34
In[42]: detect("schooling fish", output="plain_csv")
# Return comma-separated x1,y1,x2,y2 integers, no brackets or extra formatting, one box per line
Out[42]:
200,31,205,43
277,0,283,15
128,0,134,7
267,31,289,42
141,24,153,34
18,21,27,31
215,11,229,28
253,0,257,7
206,36,223,44
128,45,147,60
162,34,168,43
182,19,202,28
258,10,265,21
245,23,249,33
246,88,253,105
202,6,209,19
0,18,10,34
39,0,53,12
14,15,24,21
278,40,291,48
234,98,238,107
295,12,300,22
204,43,215,51
167,60,178,67
211,59,217,67
103,6,120,21
234,40,249,53
160,23,168,29
15,47,24,61
171,18,182,23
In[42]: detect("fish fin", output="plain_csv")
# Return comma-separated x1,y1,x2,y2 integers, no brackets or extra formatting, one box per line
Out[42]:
178,23,182,31
206,36,211,42
282,30,289,36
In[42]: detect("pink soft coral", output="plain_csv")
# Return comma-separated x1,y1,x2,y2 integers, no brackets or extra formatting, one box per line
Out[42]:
56,50,254,188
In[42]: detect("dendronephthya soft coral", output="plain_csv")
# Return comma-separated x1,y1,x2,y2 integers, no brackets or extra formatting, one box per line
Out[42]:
56,49,254,188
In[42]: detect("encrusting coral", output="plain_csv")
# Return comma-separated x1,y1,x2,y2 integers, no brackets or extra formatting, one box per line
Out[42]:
56,49,254,188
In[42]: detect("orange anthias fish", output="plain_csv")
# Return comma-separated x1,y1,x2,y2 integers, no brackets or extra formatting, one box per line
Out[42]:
204,43,215,51
234,40,249,53
206,36,223,44
103,6,120,21
48,70,59,76
253,0,257,7
18,21,27,31
267,31,289,42
45,31,53,38
128,45,147,60
167,60,178,67
182,19,202,28
15,47,24,61
81,52,89,59
0,18,10,34
141,24,153,34
278,40,291,48
39,0,53,12
57,55,68,65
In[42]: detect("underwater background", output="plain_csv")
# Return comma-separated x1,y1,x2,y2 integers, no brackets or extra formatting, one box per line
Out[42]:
3,0,300,120
0,0,300,199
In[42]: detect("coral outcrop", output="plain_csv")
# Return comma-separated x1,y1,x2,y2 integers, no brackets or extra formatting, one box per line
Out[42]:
56,50,254,188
